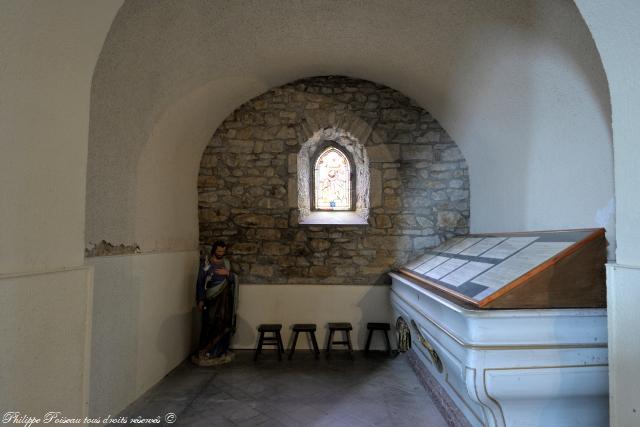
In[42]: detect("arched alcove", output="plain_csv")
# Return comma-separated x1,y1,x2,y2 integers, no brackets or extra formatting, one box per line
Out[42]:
196,76,469,285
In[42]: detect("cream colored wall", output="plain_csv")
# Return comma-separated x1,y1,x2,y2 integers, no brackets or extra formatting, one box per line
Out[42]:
134,78,272,252
605,264,640,426
573,1,640,267
0,0,122,418
573,2,640,425
234,285,392,351
0,268,94,416
0,1,121,274
87,251,199,418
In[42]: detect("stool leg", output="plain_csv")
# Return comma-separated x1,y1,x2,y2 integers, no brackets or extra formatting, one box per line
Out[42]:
365,328,374,354
326,329,335,355
346,330,354,359
384,330,392,355
288,331,299,360
276,332,283,361
310,332,320,359
278,331,285,355
254,332,264,361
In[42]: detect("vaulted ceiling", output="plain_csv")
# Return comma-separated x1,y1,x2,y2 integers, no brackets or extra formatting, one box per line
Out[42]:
87,0,613,253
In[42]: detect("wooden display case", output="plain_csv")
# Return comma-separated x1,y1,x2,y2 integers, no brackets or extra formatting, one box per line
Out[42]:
396,228,606,309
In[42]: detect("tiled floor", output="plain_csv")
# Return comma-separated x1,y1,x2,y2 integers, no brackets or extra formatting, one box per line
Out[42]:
119,351,449,427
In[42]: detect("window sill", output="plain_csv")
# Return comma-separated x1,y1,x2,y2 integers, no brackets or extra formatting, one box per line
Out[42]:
299,211,369,225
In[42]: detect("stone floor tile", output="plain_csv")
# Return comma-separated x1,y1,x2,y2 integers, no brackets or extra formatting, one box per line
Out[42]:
117,351,450,427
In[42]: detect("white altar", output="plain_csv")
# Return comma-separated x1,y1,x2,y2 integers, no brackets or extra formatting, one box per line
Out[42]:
390,272,609,427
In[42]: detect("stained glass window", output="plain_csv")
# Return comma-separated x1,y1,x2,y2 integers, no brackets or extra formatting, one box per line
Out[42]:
314,147,352,210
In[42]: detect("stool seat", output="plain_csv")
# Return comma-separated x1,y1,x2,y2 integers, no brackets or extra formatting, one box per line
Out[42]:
255,323,284,361
292,323,316,332
258,324,282,332
328,322,352,330
367,322,391,331
288,323,320,360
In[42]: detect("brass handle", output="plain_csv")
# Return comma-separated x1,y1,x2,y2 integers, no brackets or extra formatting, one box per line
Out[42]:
411,319,443,373
396,317,411,352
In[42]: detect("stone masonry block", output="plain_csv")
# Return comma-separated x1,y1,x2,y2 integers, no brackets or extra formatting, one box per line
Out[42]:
368,144,400,163
288,153,298,173
370,168,382,208
401,145,433,161
288,178,298,208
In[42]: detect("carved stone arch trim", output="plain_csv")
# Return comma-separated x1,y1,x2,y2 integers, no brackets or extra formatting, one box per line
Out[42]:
298,127,370,222
298,110,376,146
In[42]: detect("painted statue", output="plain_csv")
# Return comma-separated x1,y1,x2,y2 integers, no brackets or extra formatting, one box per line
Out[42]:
192,240,238,366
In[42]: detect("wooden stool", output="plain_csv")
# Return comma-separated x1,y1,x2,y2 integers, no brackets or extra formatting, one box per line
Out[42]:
254,324,284,361
326,322,353,358
365,322,392,355
288,323,320,360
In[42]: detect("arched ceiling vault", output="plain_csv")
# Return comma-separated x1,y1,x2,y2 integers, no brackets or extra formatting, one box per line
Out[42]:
88,0,614,254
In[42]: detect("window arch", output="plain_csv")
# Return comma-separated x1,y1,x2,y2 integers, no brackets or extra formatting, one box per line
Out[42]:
311,144,355,211
297,127,370,225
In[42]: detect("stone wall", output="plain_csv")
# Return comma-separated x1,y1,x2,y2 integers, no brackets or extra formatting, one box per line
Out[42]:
198,76,469,284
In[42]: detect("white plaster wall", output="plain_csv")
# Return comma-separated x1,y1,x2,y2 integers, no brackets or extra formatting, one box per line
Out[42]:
449,16,614,238
234,285,392,352
0,268,94,417
88,0,614,258
605,264,640,426
574,0,640,267
0,0,122,274
134,78,271,251
573,2,640,425
0,0,122,418
87,251,199,418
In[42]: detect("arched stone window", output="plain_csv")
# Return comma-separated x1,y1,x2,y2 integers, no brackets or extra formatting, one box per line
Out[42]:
298,127,369,225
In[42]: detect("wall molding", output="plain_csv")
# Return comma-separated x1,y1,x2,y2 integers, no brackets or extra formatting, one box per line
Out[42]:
0,264,93,280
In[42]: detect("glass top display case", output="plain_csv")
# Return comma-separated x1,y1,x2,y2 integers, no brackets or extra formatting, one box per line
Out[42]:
396,228,607,309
